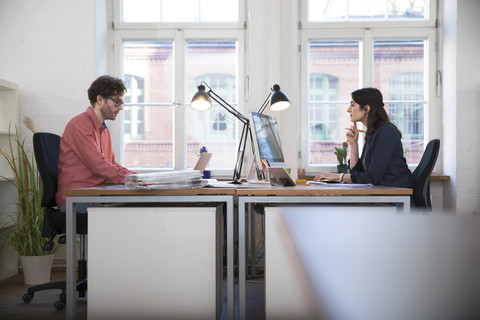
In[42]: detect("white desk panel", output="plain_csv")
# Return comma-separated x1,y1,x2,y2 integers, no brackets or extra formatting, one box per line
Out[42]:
88,206,222,320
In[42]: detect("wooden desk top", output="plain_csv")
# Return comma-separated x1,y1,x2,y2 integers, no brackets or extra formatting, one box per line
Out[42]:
300,174,450,182
64,185,236,196
65,184,412,197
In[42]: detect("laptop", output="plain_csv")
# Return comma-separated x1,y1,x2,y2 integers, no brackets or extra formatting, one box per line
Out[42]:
268,166,296,186
194,152,212,174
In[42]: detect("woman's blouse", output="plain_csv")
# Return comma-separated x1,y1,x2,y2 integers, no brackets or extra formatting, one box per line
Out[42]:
350,123,413,188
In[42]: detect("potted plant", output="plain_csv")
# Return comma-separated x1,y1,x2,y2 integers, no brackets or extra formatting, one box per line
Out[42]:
0,121,55,285
334,141,349,173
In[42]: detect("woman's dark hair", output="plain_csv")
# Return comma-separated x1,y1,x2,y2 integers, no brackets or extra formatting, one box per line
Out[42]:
351,87,402,141
87,75,127,105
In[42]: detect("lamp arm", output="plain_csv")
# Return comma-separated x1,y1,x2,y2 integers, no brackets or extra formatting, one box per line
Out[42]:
208,90,249,124
257,90,273,114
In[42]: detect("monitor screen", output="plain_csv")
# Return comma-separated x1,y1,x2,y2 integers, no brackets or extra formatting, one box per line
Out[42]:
250,112,285,167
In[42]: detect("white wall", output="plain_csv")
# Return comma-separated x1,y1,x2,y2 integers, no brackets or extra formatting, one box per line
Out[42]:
441,0,480,214
0,0,97,145
0,0,479,214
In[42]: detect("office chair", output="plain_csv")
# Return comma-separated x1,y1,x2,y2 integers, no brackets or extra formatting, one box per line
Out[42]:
21,132,88,310
411,139,440,211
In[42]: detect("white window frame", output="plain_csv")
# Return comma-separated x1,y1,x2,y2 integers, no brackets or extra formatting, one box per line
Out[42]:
110,0,245,175
300,0,439,173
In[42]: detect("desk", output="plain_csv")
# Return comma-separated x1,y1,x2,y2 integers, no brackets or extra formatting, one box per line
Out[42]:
64,187,236,320
279,209,480,320
236,184,413,320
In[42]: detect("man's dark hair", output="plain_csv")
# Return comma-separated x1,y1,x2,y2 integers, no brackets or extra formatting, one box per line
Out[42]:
87,75,127,105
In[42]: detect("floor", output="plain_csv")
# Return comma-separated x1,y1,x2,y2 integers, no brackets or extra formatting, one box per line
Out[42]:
0,270,265,320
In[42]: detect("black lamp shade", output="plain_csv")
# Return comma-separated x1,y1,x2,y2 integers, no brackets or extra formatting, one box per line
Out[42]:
270,84,291,111
191,85,212,111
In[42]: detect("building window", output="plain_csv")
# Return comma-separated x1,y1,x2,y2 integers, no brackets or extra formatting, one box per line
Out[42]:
124,74,145,141
309,73,339,143
122,41,175,169
374,40,426,163
306,41,359,165
186,41,238,169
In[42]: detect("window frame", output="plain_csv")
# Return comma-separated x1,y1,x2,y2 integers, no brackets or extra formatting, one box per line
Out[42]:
300,22,439,172
111,1,245,175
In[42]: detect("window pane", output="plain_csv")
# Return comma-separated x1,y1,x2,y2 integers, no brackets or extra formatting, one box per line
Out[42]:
308,41,359,165
186,41,237,169
122,0,238,23
374,40,425,164
123,41,174,168
122,0,161,22
308,0,426,22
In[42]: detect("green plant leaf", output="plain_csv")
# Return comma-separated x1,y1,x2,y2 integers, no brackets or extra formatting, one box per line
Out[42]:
0,123,55,256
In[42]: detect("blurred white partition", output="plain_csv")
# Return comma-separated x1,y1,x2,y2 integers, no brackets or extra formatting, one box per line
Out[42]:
88,206,222,320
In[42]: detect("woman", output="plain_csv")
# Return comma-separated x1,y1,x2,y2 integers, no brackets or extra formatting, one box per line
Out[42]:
314,87,413,188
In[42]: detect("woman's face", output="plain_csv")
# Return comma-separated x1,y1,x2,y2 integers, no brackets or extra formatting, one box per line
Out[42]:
347,100,368,125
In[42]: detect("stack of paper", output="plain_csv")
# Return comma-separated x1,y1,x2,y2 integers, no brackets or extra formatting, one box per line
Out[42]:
125,170,207,189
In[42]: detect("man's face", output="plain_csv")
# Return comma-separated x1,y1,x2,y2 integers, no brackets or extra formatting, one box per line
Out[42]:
100,94,124,121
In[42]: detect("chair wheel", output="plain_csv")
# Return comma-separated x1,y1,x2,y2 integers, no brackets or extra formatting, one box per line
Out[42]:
43,241,54,251
55,300,65,310
22,293,33,303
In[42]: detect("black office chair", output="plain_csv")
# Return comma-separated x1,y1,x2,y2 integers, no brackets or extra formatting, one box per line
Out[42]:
412,139,440,211
21,132,88,310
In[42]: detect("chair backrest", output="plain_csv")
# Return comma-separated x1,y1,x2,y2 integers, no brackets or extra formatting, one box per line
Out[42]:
412,139,440,210
33,132,61,208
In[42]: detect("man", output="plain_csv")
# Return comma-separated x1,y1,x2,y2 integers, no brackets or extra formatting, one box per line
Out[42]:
56,75,136,213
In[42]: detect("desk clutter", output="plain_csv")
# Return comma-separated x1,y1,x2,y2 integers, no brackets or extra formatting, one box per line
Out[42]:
125,170,208,189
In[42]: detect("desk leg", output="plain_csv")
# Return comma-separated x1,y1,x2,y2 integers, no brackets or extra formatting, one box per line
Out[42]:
250,204,256,277
66,198,77,320
227,198,235,320
403,197,411,213
239,200,246,320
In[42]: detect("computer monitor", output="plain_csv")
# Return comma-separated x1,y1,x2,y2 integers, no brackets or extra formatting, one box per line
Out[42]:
250,111,285,168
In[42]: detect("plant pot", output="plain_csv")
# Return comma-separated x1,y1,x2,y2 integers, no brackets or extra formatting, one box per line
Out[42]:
337,164,349,173
20,254,55,285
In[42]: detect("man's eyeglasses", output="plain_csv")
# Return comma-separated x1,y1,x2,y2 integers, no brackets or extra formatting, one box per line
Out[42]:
107,97,124,107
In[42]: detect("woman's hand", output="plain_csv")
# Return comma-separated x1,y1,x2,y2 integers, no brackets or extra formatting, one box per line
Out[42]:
313,172,340,182
346,122,359,145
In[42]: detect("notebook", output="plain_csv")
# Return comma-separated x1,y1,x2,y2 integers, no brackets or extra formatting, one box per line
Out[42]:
194,152,212,173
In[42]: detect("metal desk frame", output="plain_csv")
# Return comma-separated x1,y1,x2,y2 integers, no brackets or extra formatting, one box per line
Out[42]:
66,194,235,320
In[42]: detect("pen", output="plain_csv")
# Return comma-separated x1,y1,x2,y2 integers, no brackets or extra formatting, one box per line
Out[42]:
345,128,366,133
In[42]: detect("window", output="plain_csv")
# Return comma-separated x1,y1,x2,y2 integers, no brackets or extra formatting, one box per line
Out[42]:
374,40,426,163
308,0,427,22
306,40,359,165
113,0,244,173
185,41,238,169
122,41,174,168
124,74,145,141
301,0,437,170
122,0,238,23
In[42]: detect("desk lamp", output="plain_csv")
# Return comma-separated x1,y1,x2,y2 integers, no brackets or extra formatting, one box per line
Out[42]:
191,81,253,184
257,84,291,114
